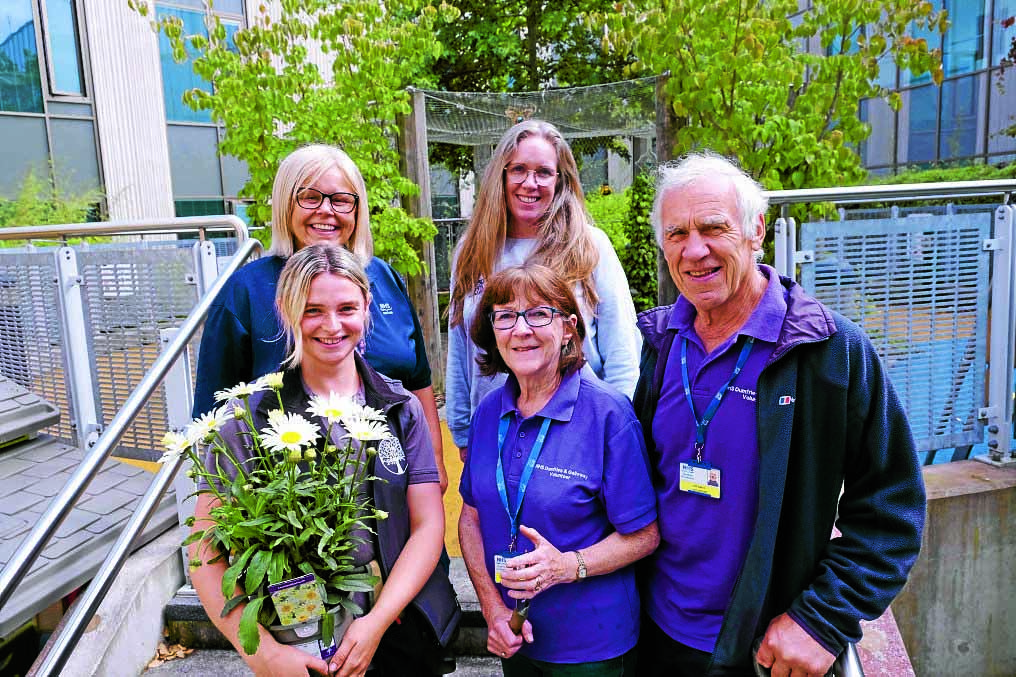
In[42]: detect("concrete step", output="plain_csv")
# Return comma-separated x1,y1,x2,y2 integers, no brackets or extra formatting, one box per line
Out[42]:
164,557,489,657
141,650,503,676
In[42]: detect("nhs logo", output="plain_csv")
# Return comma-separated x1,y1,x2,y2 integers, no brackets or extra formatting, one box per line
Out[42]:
378,303,394,315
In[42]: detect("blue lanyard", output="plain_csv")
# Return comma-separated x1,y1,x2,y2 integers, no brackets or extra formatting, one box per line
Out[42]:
495,414,552,551
680,335,754,462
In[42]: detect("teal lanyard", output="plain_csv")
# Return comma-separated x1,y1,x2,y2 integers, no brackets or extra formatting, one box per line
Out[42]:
680,335,754,462
495,414,552,551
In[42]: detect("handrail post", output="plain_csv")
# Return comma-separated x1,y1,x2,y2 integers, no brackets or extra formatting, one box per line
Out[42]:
55,246,101,449
161,326,196,576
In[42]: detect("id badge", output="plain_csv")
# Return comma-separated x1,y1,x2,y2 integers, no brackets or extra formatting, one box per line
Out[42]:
493,549,521,583
679,460,721,499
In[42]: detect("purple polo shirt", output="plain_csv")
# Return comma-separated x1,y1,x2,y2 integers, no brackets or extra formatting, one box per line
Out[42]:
646,265,788,653
460,368,657,663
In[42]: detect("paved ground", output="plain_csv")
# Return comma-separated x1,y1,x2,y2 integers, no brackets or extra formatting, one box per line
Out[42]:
143,650,502,676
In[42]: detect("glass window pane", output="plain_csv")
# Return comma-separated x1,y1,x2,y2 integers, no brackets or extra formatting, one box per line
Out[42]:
50,117,99,194
902,85,938,163
174,199,226,217
0,115,48,197
939,74,982,160
156,6,211,123
993,0,1016,66
44,0,84,95
167,124,223,197
988,67,1016,157
0,1,43,112
943,0,986,76
859,97,896,169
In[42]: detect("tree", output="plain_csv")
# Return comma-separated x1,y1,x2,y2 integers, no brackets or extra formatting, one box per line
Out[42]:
131,0,458,274
598,0,947,190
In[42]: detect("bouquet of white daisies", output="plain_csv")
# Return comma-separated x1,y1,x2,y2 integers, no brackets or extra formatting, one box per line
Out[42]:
161,373,390,656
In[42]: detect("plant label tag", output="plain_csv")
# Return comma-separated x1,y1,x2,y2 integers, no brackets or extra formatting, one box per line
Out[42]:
268,573,326,626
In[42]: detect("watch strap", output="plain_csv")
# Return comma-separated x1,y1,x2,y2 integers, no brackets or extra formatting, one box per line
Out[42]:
575,549,587,580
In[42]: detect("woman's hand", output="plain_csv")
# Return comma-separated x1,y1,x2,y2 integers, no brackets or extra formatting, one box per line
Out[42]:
245,636,331,677
499,525,575,600
328,614,386,677
483,601,532,658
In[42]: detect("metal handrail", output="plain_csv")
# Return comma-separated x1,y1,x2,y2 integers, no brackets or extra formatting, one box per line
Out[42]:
0,237,262,676
0,215,249,241
764,178,1016,206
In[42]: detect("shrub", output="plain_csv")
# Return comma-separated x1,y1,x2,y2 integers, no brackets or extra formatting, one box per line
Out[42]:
619,171,657,312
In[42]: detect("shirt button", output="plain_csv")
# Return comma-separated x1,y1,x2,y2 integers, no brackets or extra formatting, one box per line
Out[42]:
519,431,526,438
516,452,522,458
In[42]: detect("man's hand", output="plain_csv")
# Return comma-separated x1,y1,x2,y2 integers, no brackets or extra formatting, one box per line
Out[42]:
755,613,836,677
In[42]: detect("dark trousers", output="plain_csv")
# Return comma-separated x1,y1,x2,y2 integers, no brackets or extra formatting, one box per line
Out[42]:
635,615,713,677
502,646,637,677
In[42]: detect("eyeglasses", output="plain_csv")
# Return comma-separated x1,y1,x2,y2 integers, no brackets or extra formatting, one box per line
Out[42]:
296,187,359,214
503,164,559,186
489,306,563,330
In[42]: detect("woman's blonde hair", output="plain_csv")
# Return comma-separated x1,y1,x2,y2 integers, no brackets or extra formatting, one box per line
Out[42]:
449,120,599,326
269,144,373,263
276,244,372,369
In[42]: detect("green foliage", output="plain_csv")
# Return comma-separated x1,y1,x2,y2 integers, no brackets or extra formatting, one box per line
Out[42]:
619,171,657,312
137,0,459,275
873,161,1016,185
597,0,946,192
0,169,103,248
175,379,387,655
586,189,629,252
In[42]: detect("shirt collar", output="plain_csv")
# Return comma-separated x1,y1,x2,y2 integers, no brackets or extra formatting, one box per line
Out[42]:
667,264,786,344
498,367,581,423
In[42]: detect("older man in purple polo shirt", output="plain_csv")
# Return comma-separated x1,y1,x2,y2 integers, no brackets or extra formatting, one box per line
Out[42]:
633,153,925,676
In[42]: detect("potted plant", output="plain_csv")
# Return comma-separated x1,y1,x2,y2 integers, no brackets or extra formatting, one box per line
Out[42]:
161,373,390,658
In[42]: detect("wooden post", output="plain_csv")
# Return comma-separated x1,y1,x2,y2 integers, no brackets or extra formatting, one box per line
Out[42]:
398,88,443,392
655,73,678,306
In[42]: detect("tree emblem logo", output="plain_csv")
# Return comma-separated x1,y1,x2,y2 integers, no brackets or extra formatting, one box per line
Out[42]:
377,437,407,475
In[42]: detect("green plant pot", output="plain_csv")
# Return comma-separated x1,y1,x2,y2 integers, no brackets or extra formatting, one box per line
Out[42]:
269,605,354,660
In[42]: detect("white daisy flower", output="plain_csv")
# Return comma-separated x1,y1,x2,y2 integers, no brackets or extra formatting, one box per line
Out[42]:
185,408,228,445
307,392,358,423
256,372,285,390
261,413,321,453
358,405,387,422
342,417,392,442
159,431,191,463
214,381,265,403
266,409,288,427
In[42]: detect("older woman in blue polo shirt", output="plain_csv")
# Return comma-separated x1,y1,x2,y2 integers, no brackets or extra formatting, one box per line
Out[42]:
458,263,659,675
192,144,447,491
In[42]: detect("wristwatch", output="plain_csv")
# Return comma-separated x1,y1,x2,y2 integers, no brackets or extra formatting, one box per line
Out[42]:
574,550,587,580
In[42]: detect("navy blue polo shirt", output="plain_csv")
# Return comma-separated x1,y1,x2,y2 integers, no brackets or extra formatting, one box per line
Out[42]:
460,368,657,663
645,267,787,652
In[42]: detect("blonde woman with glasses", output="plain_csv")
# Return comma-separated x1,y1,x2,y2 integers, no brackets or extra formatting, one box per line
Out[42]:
446,120,641,461
193,144,447,492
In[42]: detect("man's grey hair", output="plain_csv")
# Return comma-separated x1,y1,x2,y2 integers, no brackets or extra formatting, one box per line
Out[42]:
650,152,769,247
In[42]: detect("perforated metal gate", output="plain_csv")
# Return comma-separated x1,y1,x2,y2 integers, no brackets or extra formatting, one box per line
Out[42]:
799,212,992,453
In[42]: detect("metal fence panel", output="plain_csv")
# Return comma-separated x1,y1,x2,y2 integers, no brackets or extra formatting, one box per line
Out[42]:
799,212,992,452
76,247,200,457
0,251,75,444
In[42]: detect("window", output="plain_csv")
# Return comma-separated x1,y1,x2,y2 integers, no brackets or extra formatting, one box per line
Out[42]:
904,85,938,164
0,1,44,112
943,0,987,76
993,0,1016,66
0,0,99,200
939,74,982,160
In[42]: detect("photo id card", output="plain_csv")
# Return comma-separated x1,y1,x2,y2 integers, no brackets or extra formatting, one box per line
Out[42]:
494,549,522,583
679,460,721,499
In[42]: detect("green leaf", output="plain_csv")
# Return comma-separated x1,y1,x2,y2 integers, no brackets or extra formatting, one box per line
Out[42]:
245,550,273,595
222,548,255,598
238,595,265,656
221,593,247,618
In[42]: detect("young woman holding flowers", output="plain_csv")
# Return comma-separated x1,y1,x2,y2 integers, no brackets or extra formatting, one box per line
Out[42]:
188,244,458,677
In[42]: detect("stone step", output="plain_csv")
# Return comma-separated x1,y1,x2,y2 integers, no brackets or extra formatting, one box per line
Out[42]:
164,557,489,657
142,650,504,676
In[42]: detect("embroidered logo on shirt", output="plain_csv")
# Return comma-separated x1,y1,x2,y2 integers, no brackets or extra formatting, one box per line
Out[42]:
377,437,407,475
778,395,795,405
378,302,394,315
473,276,485,297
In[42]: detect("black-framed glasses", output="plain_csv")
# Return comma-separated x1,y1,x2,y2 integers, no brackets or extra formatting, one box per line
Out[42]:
503,164,559,186
489,306,563,330
296,187,359,214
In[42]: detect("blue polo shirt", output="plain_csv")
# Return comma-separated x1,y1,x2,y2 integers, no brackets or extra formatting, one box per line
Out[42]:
646,265,787,653
460,368,657,663
192,255,431,416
